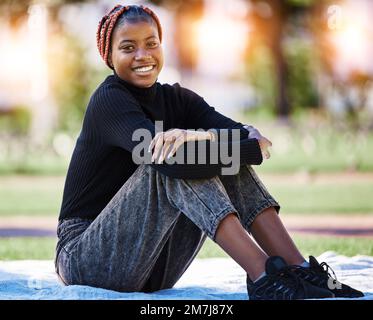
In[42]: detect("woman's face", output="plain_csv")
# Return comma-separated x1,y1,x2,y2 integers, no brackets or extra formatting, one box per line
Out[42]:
110,20,164,88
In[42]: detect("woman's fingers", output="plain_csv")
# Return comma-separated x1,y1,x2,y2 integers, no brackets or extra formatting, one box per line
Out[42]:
258,136,272,161
153,131,181,163
150,129,218,163
148,132,162,153
264,137,273,147
151,134,165,163
263,149,271,159
167,136,186,159
158,138,176,163
162,131,183,162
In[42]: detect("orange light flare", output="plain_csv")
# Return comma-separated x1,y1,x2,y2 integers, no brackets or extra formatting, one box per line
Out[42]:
0,26,31,85
326,2,373,77
191,3,251,77
0,4,48,101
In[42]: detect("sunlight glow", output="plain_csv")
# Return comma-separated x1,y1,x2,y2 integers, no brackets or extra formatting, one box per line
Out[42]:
331,24,370,71
27,4,48,101
327,1,373,79
194,9,249,77
0,4,48,102
0,27,30,85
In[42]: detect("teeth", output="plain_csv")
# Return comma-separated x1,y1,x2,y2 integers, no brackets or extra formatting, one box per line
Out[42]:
134,65,154,72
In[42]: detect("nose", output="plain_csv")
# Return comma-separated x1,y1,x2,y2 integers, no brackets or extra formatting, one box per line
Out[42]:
135,48,152,61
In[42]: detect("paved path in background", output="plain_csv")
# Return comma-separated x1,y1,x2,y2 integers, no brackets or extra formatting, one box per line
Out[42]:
1,215,373,237
282,215,373,237
1,172,372,237
0,217,57,237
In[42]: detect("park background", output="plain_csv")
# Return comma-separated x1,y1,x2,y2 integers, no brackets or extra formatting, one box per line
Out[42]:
0,0,372,262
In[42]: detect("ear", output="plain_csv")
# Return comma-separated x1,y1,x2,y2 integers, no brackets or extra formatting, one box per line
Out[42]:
108,51,114,69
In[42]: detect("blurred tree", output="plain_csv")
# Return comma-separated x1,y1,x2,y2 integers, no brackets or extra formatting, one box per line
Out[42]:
1,0,97,134
0,0,93,20
311,0,373,130
152,0,320,120
247,0,318,120
48,31,92,133
148,0,204,72
5,0,348,125
0,106,31,136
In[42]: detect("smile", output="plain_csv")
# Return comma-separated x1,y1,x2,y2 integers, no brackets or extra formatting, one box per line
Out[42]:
132,65,156,73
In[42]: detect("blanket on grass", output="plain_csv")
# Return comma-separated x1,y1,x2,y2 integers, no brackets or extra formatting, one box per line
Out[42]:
0,252,372,300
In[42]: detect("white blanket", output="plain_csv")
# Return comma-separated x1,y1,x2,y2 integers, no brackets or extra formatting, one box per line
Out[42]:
0,251,372,300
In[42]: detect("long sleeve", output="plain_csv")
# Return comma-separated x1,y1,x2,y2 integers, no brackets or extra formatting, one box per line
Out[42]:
179,85,263,166
91,83,262,179
181,86,247,134
61,78,261,221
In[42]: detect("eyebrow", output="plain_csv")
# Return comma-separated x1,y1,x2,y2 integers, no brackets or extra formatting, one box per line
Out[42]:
119,36,157,45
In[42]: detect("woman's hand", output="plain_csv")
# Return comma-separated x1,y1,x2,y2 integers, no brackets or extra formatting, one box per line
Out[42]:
243,125,272,160
148,129,215,164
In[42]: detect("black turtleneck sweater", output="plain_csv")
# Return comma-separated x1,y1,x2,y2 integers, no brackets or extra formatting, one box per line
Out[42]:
59,73,263,220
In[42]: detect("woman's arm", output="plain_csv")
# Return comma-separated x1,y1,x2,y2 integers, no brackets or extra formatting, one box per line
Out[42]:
91,84,263,179
176,85,272,161
181,86,247,134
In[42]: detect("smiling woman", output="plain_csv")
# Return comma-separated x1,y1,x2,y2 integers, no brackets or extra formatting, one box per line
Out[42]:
96,5,164,88
109,21,163,88
53,4,363,300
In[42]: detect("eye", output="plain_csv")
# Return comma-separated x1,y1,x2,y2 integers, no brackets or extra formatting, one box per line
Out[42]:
147,41,159,48
121,45,135,52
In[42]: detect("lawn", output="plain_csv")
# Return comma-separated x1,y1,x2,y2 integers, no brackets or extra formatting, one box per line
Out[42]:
1,175,372,217
198,237,373,259
0,237,57,260
1,235,372,261
269,182,373,214
0,175,64,217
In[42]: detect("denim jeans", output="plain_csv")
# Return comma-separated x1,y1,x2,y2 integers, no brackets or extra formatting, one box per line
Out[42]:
55,164,280,292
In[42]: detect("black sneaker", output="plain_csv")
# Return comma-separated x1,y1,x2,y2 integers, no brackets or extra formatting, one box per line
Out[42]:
290,256,364,298
246,256,335,300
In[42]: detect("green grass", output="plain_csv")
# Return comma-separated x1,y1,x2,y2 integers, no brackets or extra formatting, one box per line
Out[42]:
1,236,372,261
239,110,373,174
0,189,63,216
291,235,373,257
1,176,372,217
269,182,373,214
197,236,373,259
0,237,57,260
0,155,68,176
0,176,63,217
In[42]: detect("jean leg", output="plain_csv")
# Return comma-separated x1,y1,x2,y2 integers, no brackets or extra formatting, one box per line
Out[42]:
218,164,280,232
66,165,236,292
141,213,207,292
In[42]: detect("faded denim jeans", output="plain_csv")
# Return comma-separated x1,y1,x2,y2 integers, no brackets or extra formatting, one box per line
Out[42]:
55,164,280,292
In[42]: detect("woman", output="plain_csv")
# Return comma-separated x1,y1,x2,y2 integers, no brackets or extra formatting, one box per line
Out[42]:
55,4,363,300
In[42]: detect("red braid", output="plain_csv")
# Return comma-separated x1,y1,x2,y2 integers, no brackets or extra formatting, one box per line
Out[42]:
103,6,128,67
96,5,124,55
96,5,162,70
140,5,163,42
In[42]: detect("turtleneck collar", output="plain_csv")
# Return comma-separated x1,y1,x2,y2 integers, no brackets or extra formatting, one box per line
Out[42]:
113,71,157,106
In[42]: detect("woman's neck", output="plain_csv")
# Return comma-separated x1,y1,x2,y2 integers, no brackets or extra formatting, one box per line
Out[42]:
113,71,157,105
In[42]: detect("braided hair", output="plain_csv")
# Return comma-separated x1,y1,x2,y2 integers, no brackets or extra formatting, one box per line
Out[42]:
96,5,162,69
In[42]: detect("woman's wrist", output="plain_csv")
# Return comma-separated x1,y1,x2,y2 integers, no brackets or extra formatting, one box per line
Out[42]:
206,130,216,142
